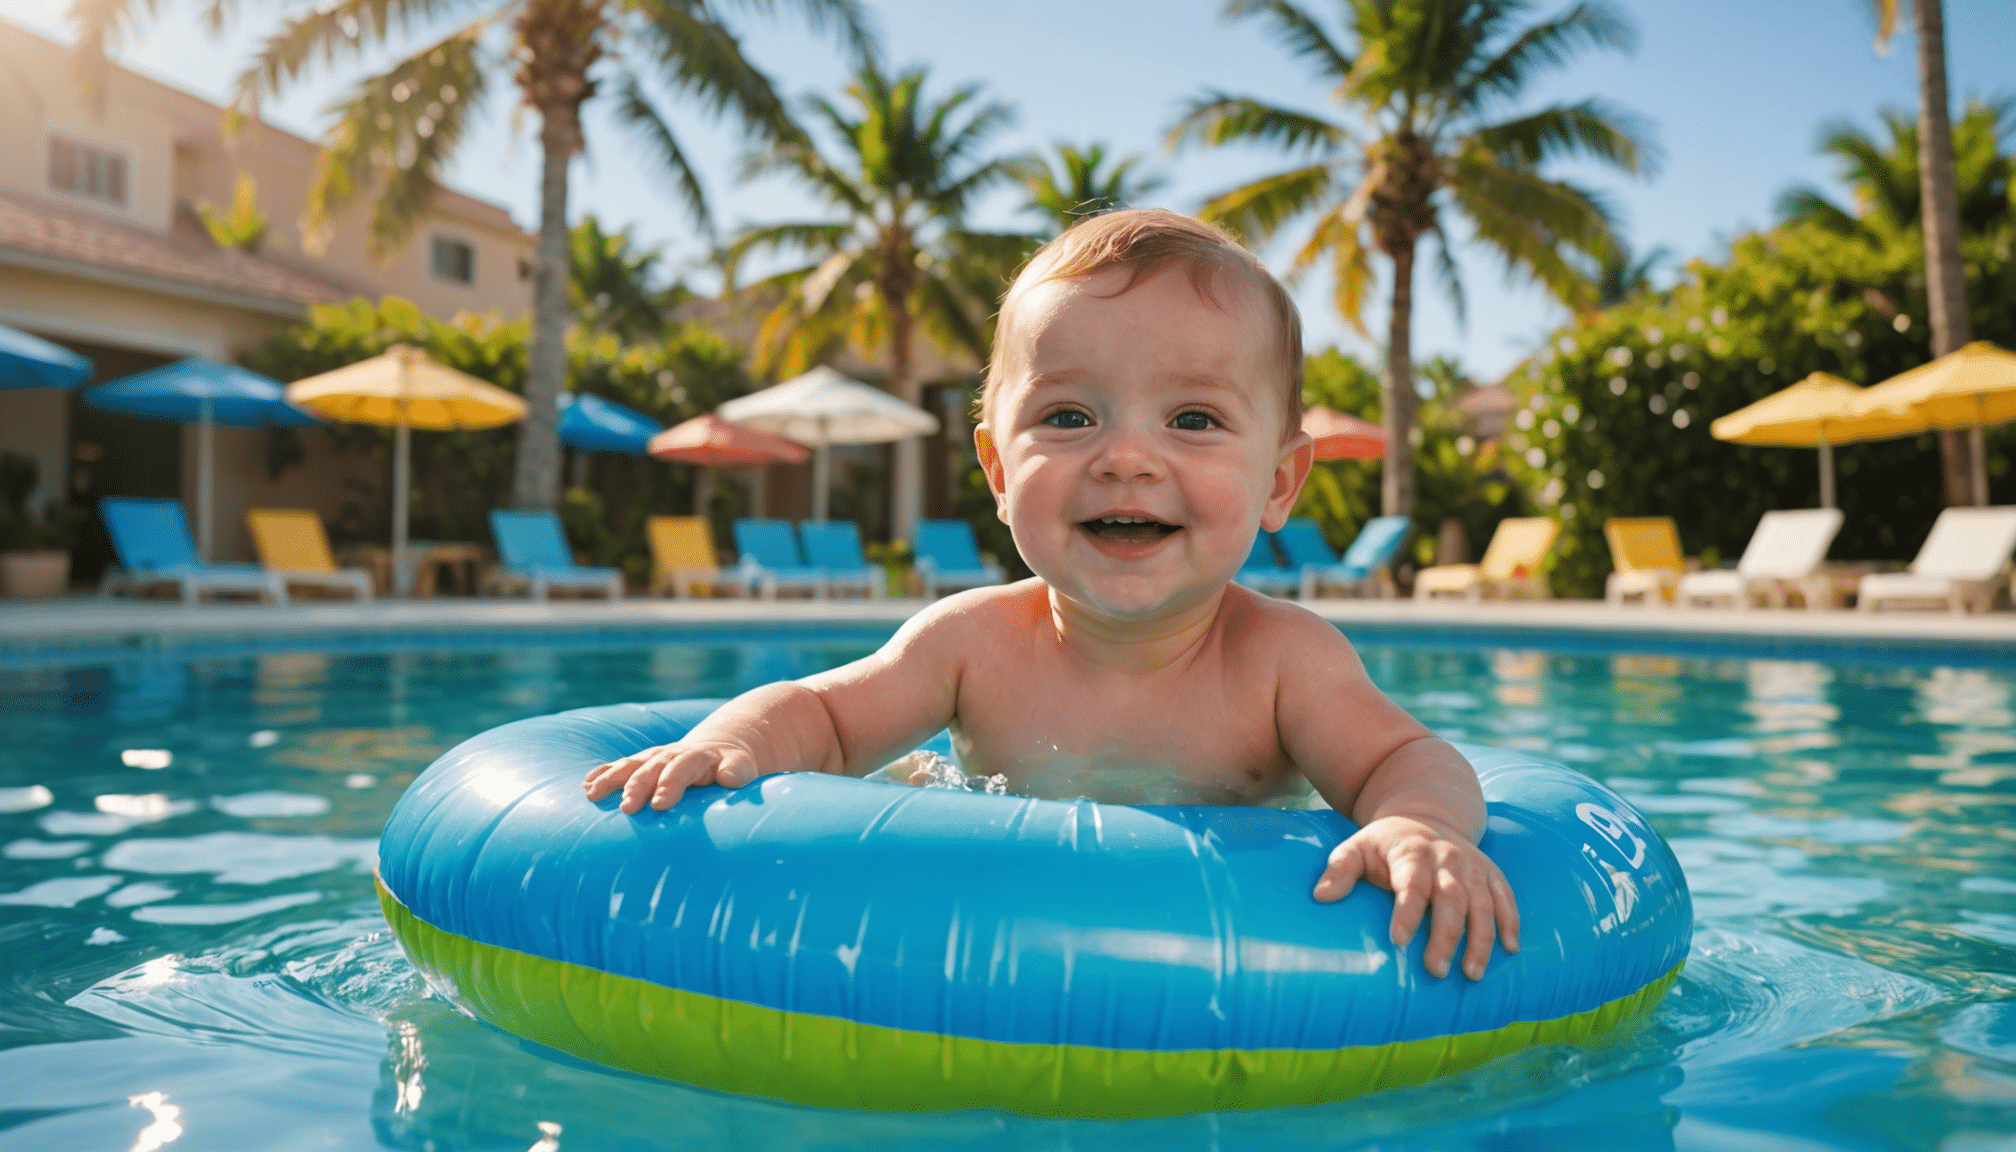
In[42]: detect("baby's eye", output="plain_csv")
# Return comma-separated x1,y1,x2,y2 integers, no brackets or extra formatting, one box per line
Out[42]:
1043,409,1092,429
1171,411,1220,432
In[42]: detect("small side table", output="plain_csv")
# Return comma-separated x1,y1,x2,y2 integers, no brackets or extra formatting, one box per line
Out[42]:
342,543,489,597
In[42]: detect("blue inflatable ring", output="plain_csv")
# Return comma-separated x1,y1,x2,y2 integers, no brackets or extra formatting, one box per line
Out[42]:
378,699,1691,1116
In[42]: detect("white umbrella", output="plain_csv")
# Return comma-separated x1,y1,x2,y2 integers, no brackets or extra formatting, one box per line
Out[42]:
717,366,939,521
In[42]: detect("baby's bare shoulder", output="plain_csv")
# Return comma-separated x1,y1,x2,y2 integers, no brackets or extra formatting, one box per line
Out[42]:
1217,584,1358,671
888,578,1048,653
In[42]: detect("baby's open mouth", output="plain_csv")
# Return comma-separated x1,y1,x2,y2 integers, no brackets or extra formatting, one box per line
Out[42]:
1080,515,1181,545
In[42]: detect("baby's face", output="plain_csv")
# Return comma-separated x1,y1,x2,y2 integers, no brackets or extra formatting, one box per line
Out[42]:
978,265,1312,623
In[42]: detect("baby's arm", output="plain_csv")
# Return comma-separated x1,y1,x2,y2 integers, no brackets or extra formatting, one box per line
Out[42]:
1274,619,1520,981
583,597,972,813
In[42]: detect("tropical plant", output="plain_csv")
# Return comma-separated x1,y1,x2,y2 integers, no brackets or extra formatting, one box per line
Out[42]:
1870,0,1979,504
724,62,1032,539
198,172,269,252
1013,142,1164,233
1168,0,1652,519
1778,99,2015,244
1594,239,1669,307
74,0,874,515
571,214,689,342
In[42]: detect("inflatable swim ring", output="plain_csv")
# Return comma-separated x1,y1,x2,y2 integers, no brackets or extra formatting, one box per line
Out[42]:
378,699,1690,1116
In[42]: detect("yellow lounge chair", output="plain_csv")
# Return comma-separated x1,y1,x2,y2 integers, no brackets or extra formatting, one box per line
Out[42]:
1413,517,1557,602
648,516,743,598
246,508,374,601
1603,517,1686,606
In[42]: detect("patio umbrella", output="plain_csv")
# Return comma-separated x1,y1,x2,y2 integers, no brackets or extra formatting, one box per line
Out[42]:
1852,341,2016,506
1303,406,1386,460
83,360,318,562
286,345,525,594
716,366,939,521
1711,371,1927,509
649,413,808,516
0,323,91,390
558,392,662,456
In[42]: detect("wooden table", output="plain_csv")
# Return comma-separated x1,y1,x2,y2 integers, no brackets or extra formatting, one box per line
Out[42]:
344,542,490,597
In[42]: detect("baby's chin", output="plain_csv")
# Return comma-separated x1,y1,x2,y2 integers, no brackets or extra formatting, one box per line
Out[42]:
1044,572,1229,627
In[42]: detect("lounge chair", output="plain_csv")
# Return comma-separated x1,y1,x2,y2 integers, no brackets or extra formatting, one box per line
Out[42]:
246,508,373,601
732,519,827,600
1676,509,1842,610
1603,517,1686,607
913,519,1005,599
799,521,884,599
487,510,623,601
1858,506,2016,614
1414,517,1557,602
647,516,743,598
99,497,287,605
1304,514,1412,598
1234,530,1297,596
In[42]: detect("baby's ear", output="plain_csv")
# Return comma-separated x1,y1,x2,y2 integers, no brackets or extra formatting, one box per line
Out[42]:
973,424,1009,519
1263,430,1316,530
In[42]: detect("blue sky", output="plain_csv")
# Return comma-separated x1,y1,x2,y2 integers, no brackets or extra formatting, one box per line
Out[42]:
10,0,2014,383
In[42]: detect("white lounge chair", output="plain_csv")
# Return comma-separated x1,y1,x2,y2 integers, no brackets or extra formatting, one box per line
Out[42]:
1676,509,1843,610
1858,506,2016,614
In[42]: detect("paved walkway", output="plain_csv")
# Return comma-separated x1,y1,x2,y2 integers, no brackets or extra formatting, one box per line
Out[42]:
4,592,2012,658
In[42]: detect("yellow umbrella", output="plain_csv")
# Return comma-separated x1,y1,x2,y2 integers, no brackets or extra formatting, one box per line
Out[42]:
287,345,526,593
1711,371,1926,509
1851,341,2016,506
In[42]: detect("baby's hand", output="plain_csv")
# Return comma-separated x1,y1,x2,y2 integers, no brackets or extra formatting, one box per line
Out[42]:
582,740,761,814
1312,815,1521,981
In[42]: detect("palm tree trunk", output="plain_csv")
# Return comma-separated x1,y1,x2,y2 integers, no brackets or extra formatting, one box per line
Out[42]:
889,298,921,542
513,107,574,511
1382,242,1419,518
1913,0,1977,505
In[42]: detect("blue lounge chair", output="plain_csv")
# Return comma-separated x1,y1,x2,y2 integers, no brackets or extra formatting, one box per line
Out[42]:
913,519,1005,599
1271,517,1342,599
487,511,623,600
799,521,883,599
732,519,827,599
1234,530,1299,596
1310,514,1412,598
99,497,287,605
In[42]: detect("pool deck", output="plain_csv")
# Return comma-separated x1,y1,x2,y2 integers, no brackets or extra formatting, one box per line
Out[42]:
3,592,2013,663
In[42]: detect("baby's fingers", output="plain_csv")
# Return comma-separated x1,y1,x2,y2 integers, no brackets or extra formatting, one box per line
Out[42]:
1459,886,1499,981
1385,854,1430,954
1420,866,1471,979
1312,840,1368,903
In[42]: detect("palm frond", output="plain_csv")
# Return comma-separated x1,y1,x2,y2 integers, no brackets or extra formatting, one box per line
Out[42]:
1449,151,1615,310
1167,92,1348,155
704,0,880,63
1775,186,1859,234
627,0,798,145
1223,0,1354,81
70,0,154,106
609,73,712,236
915,266,990,361
303,21,490,257
1427,220,1466,328
1469,98,1653,176
1196,163,1336,245
1448,1,1636,116
720,221,856,287
233,0,491,120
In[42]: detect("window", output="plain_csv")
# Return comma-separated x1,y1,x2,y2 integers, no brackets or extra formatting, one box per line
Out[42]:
49,138,127,205
431,235,475,284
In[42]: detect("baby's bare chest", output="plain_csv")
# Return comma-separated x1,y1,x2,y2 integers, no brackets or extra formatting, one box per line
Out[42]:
949,652,1297,804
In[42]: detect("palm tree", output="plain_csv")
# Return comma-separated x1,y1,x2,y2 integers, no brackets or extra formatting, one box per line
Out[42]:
724,63,1030,539
1168,0,1652,517
1873,0,1977,504
1594,240,1669,308
1013,142,1165,233
74,0,874,514
571,215,689,342
1778,99,2013,243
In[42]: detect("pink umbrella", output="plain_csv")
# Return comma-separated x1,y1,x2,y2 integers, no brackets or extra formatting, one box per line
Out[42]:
650,414,809,516
1303,406,1385,460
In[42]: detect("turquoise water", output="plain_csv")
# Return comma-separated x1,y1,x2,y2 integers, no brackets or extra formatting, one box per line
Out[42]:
1,630,2012,1150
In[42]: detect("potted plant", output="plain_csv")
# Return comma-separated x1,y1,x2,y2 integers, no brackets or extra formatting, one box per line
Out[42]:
0,452,74,598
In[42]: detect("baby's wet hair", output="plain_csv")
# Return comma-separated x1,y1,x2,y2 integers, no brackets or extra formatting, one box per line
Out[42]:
983,209,1305,437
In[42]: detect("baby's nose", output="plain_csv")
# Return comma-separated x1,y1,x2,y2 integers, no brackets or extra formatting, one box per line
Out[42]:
1094,427,1164,481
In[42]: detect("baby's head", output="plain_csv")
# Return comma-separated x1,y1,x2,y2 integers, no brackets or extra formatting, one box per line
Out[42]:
976,209,1314,622
981,209,1305,437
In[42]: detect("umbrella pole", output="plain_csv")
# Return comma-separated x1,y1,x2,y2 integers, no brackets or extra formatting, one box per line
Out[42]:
813,417,831,522
197,398,215,563
1818,428,1835,510
1972,397,1988,507
393,414,412,596
695,468,713,519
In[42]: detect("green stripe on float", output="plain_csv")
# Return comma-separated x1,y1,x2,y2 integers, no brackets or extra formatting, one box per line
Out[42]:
378,876,1680,1117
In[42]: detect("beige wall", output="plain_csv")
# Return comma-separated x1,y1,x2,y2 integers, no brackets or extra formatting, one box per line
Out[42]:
0,387,69,515
0,267,284,362
183,425,386,563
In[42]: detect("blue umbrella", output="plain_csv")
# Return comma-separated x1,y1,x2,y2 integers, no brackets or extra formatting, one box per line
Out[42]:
558,392,661,456
85,360,319,562
0,323,92,390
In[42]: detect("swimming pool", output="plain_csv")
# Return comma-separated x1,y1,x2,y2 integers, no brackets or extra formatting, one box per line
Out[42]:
0,627,2010,1150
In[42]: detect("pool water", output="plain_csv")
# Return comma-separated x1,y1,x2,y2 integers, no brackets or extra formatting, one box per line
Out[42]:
1,632,2012,1151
